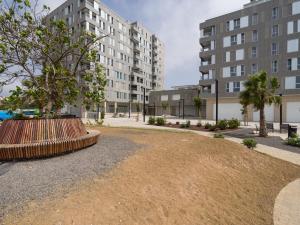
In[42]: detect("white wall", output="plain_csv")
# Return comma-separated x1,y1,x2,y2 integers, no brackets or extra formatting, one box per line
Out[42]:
236,49,244,61
223,36,230,47
288,21,294,34
223,67,230,78
292,1,300,15
240,16,249,28
287,39,299,53
285,77,296,89
226,51,230,62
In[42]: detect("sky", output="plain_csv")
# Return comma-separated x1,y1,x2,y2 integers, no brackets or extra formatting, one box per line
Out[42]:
2,0,249,95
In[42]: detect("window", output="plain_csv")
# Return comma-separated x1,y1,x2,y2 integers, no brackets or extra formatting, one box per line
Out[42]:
226,21,230,31
272,7,279,20
234,18,240,29
252,13,258,25
226,83,230,92
252,47,257,58
272,60,278,73
288,59,292,71
233,82,240,92
272,43,279,55
241,33,245,44
252,30,258,41
231,35,237,45
287,39,299,53
230,66,237,77
241,65,245,76
297,76,300,89
298,58,300,70
251,64,257,74
272,25,279,37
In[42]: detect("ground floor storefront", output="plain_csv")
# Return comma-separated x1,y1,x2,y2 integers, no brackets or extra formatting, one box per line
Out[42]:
205,95,300,123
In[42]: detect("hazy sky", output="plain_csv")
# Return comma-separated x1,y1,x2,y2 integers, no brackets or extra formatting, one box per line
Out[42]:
3,0,249,95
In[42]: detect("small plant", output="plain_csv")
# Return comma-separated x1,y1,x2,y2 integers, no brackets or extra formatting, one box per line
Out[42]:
214,133,224,139
148,116,156,125
286,134,300,147
204,123,212,129
176,121,180,125
101,111,105,120
243,138,257,149
209,125,217,132
196,122,202,127
228,118,240,129
180,123,186,128
156,117,166,126
217,120,228,130
186,120,191,128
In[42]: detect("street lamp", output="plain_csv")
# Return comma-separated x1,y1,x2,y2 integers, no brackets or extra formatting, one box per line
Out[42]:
143,87,146,122
180,98,185,119
279,93,283,132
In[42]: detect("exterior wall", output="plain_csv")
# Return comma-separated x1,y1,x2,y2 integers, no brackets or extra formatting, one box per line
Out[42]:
48,0,165,115
199,0,300,122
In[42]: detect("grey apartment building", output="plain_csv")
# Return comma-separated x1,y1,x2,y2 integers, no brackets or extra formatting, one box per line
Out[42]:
199,0,300,123
48,0,164,116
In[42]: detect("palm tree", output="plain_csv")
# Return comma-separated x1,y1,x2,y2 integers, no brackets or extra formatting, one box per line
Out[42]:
240,71,281,137
193,96,202,120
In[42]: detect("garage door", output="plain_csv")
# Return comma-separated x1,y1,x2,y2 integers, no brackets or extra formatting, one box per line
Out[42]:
213,103,243,120
253,105,274,122
287,102,300,123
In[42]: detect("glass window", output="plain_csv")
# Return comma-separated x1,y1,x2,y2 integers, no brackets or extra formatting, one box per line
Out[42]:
230,66,237,77
272,7,279,19
252,13,258,25
272,43,279,55
231,35,237,45
226,21,230,31
241,65,245,76
241,33,245,44
288,59,292,71
252,30,258,41
234,18,240,29
251,64,258,74
226,83,230,92
296,76,300,89
298,58,300,70
252,47,257,58
272,25,279,37
272,60,278,73
233,82,240,92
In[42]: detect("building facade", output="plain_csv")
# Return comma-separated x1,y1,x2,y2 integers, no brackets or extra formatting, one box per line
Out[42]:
48,0,164,116
199,0,300,123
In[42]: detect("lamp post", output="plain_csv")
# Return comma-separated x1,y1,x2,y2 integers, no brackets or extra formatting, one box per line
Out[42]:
215,79,219,124
143,87,146,122
180,98,185,119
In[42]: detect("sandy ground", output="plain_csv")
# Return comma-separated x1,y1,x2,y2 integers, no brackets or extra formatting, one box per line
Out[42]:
3,127,300,225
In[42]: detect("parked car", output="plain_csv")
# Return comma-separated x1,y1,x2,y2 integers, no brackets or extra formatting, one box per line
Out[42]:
0,110,13,121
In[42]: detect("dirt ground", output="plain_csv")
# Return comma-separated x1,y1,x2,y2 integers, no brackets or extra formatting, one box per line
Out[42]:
3,127,300,225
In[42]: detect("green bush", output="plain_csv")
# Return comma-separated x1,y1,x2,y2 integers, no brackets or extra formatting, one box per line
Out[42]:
148,116,156,125
180,123,186,128
228,118,240,129
217,120,228,130
101,111,105,119
204,123,212,129
156,117,166,126
286,134,300,147
196,122,202,127
214,133,224,139
243,138,257,149
186,120,191,128
209,125,218,132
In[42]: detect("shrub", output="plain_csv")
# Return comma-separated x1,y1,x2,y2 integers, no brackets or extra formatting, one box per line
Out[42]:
176,121,180,125
209,125,218,132
286,134,300,147
217,120,228,130
243,138,257,149
228,118,240,129
148,116,156,125
156,117,166,126
180,123,186,128
214,133,224,139
196,122,202,127
186,120,191,128
204,123,212,129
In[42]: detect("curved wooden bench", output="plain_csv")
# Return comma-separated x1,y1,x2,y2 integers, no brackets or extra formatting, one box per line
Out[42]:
0,118,100,161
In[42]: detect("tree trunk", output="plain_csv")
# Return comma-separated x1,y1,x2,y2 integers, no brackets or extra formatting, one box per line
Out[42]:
259,107,267,137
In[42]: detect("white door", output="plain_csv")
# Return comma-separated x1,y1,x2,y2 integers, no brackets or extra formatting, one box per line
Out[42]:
253,105,274,122
287,102,300,122
213,103,243,120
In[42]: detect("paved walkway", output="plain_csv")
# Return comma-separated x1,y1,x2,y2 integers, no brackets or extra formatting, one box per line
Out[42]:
93,116,300,225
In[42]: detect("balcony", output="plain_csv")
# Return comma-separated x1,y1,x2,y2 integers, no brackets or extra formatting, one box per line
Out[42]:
133,45,141,53
131,35,139,43
200,26,216,38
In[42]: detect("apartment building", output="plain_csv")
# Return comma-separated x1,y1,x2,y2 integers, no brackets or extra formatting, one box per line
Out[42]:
199,0,300,123
48,0,164,116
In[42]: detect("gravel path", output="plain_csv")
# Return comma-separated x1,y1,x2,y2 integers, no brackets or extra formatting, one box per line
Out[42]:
0,134,140,220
